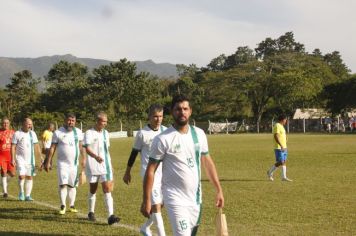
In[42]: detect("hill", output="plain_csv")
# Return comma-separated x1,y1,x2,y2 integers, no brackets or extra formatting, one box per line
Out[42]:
0,54,178,86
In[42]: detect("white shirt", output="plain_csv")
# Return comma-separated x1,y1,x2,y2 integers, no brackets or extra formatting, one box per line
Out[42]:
52,127,83,167
150,125,209,206
84,128,112,176
12,130,38,165
133,125,166,178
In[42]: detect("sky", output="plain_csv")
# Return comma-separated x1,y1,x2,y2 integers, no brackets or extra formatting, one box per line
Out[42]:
0,0,355,72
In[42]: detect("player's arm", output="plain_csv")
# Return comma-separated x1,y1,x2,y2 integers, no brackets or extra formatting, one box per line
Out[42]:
85,145,103,163
201,154,224,208
44,143,57,172
11,143,17,166
34,143,42,168
123,148,140,185
141,159,159,218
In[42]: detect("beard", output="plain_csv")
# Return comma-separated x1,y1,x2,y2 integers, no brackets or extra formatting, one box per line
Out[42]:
174,116,189,126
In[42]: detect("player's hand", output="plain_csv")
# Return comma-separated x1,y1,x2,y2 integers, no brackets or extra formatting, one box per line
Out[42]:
140,201,151,218
11,160,16,167
95,156,104,163
216,191,224,208
123,173,131,185
44,160,51,172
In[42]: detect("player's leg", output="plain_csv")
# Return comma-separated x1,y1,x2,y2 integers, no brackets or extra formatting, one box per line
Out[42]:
67,166,79,212
1,160,8,197
149,179,165,236
101,178,120,225
2,161,16,198
24,175,33,201
281,151,292,181
88,175,99,221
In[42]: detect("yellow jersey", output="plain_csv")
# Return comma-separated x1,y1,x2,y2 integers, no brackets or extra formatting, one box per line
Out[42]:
273,123,286,149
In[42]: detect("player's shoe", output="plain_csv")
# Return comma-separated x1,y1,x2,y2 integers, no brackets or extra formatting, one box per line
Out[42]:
282,177,293,182
140,226,153,236
69,206,78,213
25,196,34,201
267,170,274,181
108,214,120,225
59,205,66,215
18,192,25,201
88,212,96,222
3,193,8,198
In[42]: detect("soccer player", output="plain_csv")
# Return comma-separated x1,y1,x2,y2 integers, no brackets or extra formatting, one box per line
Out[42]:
11,117,41,201
141,95,224,236
267,114,292,182
44,113,85,214
41,122,55,169
83,111,120,225
0,117,15,198
123,104,166,236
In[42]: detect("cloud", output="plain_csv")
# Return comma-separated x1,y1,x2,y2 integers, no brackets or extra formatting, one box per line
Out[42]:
0,0,355,72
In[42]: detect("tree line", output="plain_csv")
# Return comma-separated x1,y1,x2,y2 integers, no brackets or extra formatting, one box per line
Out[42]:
0,32,355,132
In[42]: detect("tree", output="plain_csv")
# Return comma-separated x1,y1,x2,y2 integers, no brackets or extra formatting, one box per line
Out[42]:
323,51,350,80
5,70,40,122
42,61,90,118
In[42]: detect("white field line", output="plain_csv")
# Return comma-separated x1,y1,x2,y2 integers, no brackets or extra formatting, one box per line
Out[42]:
7,194,140,233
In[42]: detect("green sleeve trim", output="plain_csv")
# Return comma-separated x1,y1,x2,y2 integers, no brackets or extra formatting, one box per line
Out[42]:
201,151,209,156
149,157,162,163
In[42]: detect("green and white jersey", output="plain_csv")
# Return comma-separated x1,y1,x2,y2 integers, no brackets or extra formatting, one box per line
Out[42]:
150,125,209,206
84,128,112,178
52,127,83,167
133,125,166,178
12,130,38,165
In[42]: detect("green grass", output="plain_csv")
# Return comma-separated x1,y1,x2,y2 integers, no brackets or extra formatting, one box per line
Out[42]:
1,134,356,235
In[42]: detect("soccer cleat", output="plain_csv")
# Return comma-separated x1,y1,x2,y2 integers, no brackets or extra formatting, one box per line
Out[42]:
59,205,66,215
3,193,8,198
69,206,78,213
282,177,293,182
267,170,274,181
140,226,153,236
88,212,96,222
108,214,120,225
25,196,34,201
18,192,25,201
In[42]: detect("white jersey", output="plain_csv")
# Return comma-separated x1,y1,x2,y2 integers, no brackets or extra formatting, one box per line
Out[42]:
150,125,209,206
52,127,83,167
84,128,112,177
133,125,166,178
12,130,38,165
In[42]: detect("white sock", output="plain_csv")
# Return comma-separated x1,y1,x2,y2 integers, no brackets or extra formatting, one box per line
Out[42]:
142,216,154,230
152,212,166,236
18,179,25,193
269,165,277,175
25,179,33,197
104,192,114,217
88,192,96,213
282,165,287,179
68,187,77,207
59,186,68,206
2,177,7,194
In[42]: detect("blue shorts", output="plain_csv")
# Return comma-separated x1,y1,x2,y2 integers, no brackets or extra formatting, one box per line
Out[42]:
274,149,288,163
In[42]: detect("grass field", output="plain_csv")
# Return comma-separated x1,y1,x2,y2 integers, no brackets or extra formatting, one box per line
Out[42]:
1,134,356,235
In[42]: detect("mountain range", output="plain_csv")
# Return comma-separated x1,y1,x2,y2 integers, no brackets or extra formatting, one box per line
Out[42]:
0,54,178,86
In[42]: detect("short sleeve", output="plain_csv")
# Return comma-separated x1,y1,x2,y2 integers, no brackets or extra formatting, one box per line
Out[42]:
31,131,39,143
52,130,59,144
273,124,278,134
12,132,18,144
149,136,165,162
78,129,84,141
199,130,209,155
83,130,92,147
133,131,143,151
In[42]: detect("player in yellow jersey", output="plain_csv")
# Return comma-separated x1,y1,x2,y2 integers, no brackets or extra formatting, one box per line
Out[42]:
267,114,292,182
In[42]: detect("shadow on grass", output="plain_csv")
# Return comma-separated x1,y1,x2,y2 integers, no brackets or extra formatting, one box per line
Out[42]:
0,232,72,236
202,178,266,182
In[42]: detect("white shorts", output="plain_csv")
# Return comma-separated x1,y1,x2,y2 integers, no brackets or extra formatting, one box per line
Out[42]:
166,204,201,236
57,165,78,187
87,173,113,184
151,176,163,205
17,162,36,177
